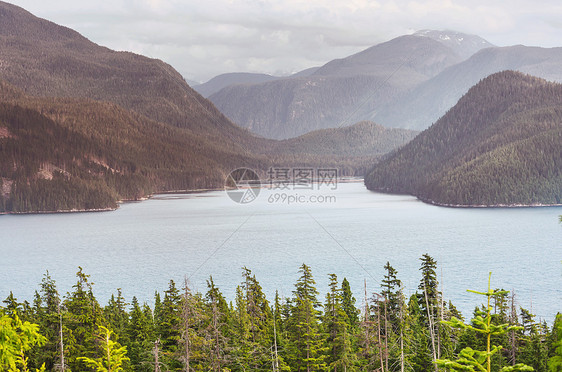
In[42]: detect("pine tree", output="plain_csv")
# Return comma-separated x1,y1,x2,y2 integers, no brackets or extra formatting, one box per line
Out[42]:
157,280,182,370
549,313,562,371
30,272,67,371
104,289,129,345
204,276,230,371
63,267,106,371
407,294,433,372
324,273,357,371
381,262,402,328
418,254,440,368
288,264,327,371
341,278,359,330
77,325,130,371
127,297,155,371
435,272,533,372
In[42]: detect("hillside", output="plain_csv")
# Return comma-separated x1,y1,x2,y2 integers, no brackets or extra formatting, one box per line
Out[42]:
273,121,417,157
0,1,422,212
0,81,270,212
374,45,562,130
0,79,415,212
0,0,257,148
209,31,491,139
267,121,418,175
364,71,562,206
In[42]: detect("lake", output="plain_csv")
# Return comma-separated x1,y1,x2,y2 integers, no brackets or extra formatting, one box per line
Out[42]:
1,181,561,322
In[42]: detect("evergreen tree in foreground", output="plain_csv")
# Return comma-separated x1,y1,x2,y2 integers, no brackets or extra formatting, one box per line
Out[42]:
435,272,533,372
548,313,562,371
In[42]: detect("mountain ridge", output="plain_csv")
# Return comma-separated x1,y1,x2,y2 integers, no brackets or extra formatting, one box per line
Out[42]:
364,71,562,206
373,44,562,130
208,30,493,139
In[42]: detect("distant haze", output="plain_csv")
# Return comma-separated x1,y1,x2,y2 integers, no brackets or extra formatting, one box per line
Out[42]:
8,0,562,82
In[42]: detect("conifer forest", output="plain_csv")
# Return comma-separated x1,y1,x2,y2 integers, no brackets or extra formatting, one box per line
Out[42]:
2,255,561,372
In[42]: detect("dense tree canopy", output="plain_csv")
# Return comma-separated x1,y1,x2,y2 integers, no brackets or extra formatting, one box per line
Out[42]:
1,256,559,371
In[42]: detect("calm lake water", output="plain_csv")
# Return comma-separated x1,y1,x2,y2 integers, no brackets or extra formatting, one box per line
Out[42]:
1,182,561,322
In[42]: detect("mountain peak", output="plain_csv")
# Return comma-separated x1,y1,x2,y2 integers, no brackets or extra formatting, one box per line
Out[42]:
414,29,494,59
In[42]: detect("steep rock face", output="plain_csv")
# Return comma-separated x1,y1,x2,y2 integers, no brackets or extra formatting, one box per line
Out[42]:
209,32,492,139
365,71,562,206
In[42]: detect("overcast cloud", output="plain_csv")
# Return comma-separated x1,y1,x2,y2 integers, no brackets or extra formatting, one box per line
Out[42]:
8,0,562,83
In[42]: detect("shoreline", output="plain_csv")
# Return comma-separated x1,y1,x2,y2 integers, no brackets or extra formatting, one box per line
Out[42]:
0,187,224,215
366,187,562,209
419,197,562,209
3,182,561,214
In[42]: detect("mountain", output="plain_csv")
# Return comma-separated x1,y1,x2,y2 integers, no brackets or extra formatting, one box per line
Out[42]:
373,45,562,130
0,79,417,213
272,121,417,157
364,71,562,206
0,1,420,212
0,80,271,212
194,72,280,97
267,121,419,175
413,29,494,59
209,31,492,139
0,0,258,147
289,66,320,78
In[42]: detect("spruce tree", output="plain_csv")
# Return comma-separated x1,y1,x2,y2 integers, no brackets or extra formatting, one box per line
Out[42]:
288,264,327,371
435,273,533,372
341,278,359,330
324,273,357,371
63,267,106,371
158,280,182,370
549,313,562,371
127,297,154,371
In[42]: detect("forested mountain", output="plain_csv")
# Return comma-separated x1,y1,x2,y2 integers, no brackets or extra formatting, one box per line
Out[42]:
365,71,562,206
265,121,419,175
373,45,562,130
273,121,417,157
2,257,558,371
0,0,257,147
209,31,491,139
0,80,416,212
0,81,270,212
0,1,418,213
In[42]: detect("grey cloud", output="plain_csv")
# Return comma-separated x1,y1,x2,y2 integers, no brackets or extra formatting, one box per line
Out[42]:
8,0,562,82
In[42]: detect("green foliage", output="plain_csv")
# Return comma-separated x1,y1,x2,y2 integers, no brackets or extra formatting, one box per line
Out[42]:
365,71,562,206
548,313,562,371
77,325,129,371
0,261,559,371
288,264,328,371
435,273,533,372
0,313,46,372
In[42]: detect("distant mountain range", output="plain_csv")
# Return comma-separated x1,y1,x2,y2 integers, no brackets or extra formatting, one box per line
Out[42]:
193,72,280,97
193,68,321,97
208,30,493,139
364,71,562,206
0,1,415,212
207,30,562,138
373,44,562,130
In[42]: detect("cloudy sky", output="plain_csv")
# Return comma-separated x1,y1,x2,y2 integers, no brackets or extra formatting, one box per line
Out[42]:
8,0,562,83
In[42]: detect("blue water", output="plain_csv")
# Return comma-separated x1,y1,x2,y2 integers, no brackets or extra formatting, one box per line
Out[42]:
1,182,561,322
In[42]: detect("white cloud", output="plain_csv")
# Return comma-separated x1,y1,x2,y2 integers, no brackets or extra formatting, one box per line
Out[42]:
8,0,562,82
